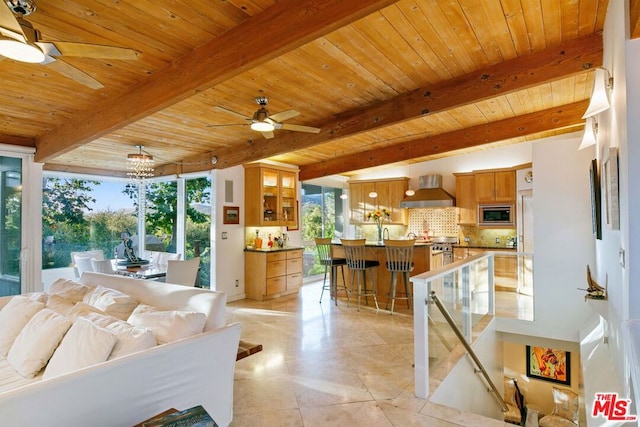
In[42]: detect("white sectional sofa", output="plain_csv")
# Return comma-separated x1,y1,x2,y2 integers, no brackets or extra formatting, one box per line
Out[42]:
0,272,241,427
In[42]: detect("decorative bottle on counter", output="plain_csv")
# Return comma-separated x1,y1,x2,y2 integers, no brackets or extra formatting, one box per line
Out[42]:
267,234,273,248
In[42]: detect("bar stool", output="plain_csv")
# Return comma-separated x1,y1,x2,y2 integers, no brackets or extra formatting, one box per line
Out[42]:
341,239,379,312
314,238,349,306
383,239,415,314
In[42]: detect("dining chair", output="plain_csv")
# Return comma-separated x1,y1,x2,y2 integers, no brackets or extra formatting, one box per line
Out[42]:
70,250,104,278
165,257,200,287
90,259,115,274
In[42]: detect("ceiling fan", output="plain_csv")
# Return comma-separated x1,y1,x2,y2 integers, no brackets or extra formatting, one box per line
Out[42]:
0,0,137,89
209,96,321,139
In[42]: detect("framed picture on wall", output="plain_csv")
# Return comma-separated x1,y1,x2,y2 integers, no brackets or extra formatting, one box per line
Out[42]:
223,206,239,224
526,346,571,385
589,159,602,240
603,147,620,230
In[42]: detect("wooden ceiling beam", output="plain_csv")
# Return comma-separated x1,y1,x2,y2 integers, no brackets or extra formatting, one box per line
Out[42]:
157,32,601,174
0,135,36,147
34,0,398,163
631,0,640,39
298,100,590,180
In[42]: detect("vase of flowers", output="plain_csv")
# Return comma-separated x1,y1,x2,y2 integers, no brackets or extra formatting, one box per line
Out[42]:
367,208,390,244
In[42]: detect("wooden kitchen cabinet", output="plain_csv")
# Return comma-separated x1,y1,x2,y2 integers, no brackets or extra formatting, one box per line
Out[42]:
244,163,298,227
348,178,408,224
245,249,303,300
454,173,476,225
475,170,516,202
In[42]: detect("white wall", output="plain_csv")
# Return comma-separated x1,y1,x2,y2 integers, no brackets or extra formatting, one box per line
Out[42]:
595,0,640,405
212,165,246,301
430,322,504,420
496,134,595,341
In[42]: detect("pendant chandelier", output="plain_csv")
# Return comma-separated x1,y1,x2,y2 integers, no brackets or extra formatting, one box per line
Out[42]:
126,145,154,184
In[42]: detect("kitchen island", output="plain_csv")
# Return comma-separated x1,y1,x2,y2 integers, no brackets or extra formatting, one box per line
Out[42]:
331,241,443,307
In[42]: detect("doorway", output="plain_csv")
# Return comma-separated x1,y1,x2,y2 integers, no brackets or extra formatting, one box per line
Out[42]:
517,189,534,296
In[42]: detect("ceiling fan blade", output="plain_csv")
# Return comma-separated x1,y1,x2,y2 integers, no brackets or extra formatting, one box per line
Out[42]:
0,4,25,41
261,131,275,139
281,123,321,134
45,58,104,89
213,106,251,121
206,123,248,128
269,109,300,122
41,41,137,60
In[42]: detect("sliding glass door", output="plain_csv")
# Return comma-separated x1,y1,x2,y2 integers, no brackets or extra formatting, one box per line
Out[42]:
0,156,22,296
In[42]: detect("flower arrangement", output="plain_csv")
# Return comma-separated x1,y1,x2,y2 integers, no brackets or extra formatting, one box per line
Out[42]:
367,208,390,242
367,208,391,227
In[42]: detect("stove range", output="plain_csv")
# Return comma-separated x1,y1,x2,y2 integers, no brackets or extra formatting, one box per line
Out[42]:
429,236,458,264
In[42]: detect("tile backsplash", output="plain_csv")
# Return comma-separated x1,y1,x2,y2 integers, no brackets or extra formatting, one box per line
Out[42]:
407,208,459,237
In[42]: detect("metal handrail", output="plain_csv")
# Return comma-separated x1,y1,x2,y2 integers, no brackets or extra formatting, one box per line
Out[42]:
429,291,508,412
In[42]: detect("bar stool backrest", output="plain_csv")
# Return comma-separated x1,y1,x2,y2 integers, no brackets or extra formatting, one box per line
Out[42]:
341,239,367,270
384,239,415,272
314,238,333,265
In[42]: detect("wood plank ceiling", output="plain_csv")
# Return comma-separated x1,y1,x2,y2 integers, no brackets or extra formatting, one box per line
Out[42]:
0,0,612,180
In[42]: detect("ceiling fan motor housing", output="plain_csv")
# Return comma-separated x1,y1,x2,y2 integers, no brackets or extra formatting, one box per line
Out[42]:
6,0,37,16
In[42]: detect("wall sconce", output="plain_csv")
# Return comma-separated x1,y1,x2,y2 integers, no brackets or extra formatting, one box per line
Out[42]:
369,191,378,198
579,116,598,150
582,67,614,118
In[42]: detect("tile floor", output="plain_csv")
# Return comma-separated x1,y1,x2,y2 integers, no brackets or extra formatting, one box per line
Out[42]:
227,280,532,426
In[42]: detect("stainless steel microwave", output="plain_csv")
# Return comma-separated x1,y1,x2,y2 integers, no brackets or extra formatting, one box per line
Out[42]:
478,204,514,226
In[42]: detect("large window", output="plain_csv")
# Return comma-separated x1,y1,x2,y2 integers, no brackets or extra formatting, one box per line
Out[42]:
42,177,137,272
300,183,345,278
41,174,212,288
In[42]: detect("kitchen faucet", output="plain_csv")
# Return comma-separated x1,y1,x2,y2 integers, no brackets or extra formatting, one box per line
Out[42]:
407,232,417,240
383,227,390,240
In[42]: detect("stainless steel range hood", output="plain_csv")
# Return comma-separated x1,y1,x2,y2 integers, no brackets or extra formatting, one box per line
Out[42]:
400,175,456,208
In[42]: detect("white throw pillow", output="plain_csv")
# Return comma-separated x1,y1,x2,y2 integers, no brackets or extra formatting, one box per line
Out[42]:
49,278,90,302
83,286,139,320
0,296,45,356
45,294,77,316
43,317,117,380
84,313,156,359
25,292,48,303
67,301,109,321
127,304,206,344
7,309,71,378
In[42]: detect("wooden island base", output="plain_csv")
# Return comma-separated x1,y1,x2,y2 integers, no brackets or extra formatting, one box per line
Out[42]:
331,243,443,306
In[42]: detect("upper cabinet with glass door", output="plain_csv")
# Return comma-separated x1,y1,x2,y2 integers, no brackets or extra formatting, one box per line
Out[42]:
244,163,298,227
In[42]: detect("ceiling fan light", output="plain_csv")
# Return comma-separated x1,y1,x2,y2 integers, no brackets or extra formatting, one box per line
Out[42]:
251,121,275,132
0,37,45,63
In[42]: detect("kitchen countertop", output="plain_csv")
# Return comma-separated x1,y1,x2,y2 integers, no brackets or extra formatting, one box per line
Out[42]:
244,246,304,253
454,244,517,250
330,241,436,247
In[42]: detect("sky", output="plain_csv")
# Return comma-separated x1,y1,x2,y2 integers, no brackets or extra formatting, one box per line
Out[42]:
86,180,134,212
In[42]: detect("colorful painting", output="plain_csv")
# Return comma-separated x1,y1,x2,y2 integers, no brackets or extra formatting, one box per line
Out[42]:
526,346,571,385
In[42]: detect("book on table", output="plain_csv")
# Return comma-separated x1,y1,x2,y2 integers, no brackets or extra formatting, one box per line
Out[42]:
141,405,217,427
